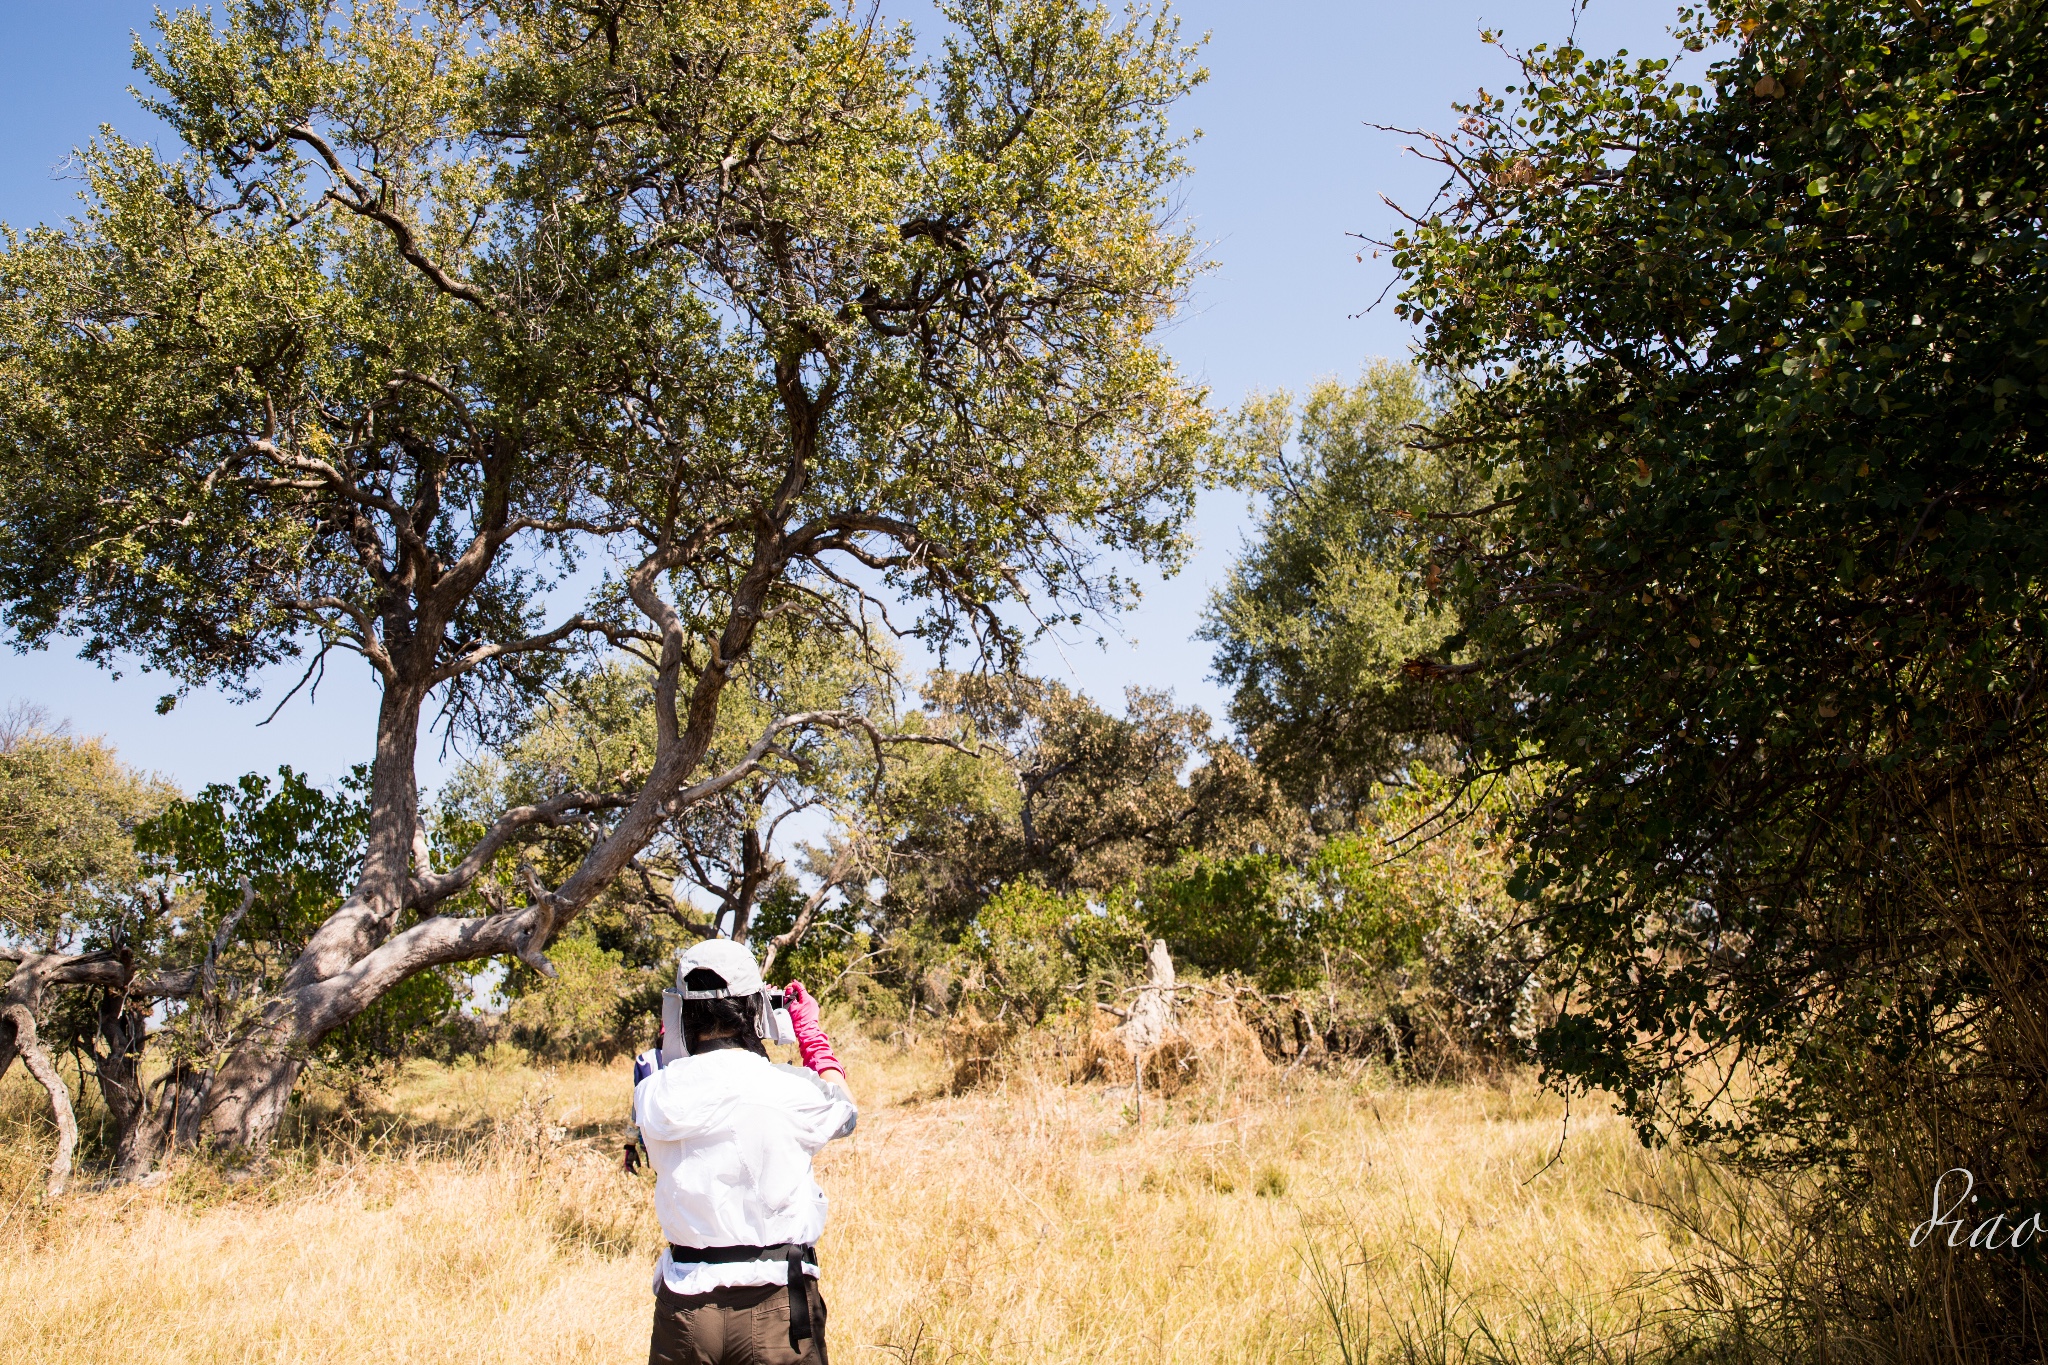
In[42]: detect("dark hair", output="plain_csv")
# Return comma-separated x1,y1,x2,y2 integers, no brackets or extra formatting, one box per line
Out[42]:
679,968,768,1058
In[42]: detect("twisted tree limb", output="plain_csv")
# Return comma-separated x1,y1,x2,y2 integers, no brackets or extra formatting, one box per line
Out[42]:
200,881,260,1005
0,944,218,1082
2,1003,76,1196
0,947,130,1082
515,860,561,978
0,891,258,1185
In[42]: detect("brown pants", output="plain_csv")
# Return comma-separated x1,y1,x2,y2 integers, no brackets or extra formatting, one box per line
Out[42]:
648,1278,829,1365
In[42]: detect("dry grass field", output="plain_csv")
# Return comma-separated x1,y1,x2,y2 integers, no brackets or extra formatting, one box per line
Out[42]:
0,1019,1754,1365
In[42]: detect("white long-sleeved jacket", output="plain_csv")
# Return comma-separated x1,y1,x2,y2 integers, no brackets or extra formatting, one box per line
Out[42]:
632,1047,857,1294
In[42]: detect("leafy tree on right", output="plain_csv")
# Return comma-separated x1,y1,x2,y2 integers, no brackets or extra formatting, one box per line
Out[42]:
1212,4,2048,1336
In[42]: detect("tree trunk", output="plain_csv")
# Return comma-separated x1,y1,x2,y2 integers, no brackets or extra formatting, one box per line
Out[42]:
1119,941,1178,1129
1120,940,1178,1054
201,681,427,1150
166,1060,213,1151
93,988,160,1180
3,1003,77,1196
728,827,774,944
195,1006,305,1151
284,681,426,992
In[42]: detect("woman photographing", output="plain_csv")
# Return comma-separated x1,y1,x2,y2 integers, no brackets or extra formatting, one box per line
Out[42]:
632,938,855,1365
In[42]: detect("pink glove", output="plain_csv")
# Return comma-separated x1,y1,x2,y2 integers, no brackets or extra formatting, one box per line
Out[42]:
784,981,843,1077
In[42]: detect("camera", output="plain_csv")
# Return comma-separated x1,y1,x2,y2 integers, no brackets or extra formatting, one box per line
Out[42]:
764,990,797,1045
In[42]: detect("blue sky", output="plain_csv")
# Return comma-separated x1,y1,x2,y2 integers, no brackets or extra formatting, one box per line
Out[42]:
0,0,1693,793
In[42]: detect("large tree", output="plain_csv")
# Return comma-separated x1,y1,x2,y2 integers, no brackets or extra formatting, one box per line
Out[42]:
1201,362,1480,822
876,673,1303,935
0,0,1209,1148
1373,0,2048,1195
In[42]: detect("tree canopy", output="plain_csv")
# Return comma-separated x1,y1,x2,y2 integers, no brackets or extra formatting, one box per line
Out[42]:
1365,0,2048,1158
875,673,1302,936
0,0,1212,1146
1201,362,1478,821
0,707,175,950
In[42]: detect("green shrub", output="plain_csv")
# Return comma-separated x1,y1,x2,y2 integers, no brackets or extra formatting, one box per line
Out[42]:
506,937,639,1062
961,881,1146,1023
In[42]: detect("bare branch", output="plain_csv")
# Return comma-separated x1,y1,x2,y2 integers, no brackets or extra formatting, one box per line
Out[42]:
385,370,479,432
427,614,607,686
661,710,877,814
759,841,865,979
201,880,260,1004
284,126,503,314
257,643,336,725
409,789,637,909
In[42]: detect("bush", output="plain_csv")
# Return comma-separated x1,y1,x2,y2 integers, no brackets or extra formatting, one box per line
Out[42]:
954,881,1146,1025
506,937,643,1062
323,966,464,1067
1134,853,1307,985
1125,771,1544,1064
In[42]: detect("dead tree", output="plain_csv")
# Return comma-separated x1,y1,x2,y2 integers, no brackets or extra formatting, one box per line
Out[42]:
0,883,258,1182
1118,940,1179,1125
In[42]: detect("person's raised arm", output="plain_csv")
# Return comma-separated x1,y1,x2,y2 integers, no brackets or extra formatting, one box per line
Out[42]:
784,980,853,1102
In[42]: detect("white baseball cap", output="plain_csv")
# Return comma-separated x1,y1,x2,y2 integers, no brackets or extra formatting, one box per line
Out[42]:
675,937,767,999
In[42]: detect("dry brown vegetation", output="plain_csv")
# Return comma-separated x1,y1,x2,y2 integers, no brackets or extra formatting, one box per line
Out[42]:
0,1015,1766,1365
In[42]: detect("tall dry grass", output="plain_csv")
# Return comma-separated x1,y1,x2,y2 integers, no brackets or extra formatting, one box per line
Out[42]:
0,1024,1738,1365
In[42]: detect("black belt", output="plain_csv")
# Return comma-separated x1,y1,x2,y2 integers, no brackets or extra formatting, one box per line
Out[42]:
668,1243,818,1346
